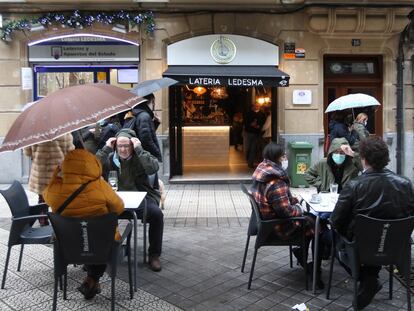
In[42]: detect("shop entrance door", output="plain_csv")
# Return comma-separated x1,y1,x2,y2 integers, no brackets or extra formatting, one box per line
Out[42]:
324,55,383,137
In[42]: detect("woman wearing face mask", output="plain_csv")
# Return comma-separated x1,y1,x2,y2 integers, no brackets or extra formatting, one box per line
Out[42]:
304,138,362,193
250,142,326,288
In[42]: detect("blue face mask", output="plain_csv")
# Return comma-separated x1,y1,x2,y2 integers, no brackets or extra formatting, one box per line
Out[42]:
332,153,346,165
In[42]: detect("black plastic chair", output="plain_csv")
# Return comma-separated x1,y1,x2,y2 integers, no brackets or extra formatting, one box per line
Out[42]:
326,214,414,311
48,212,133,311
241,184,308,290
0,180,53,289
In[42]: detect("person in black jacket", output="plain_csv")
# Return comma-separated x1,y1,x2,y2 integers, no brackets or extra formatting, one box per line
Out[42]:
328,110,358,147
330,136,414,310
123,93,162,162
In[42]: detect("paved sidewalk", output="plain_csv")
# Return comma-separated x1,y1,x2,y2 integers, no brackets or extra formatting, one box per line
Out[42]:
0,184,412,310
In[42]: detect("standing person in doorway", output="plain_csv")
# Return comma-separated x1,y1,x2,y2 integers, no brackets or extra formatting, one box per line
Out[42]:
244,102,266,168
328,110,358,148
351,112,370,152
24,133,75,225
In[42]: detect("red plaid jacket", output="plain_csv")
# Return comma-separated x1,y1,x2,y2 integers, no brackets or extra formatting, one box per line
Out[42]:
250,159,309,239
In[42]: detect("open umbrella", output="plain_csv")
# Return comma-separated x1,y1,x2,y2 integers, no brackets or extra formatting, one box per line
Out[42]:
130,77,178,97
0,83,145,153
325,93,380,113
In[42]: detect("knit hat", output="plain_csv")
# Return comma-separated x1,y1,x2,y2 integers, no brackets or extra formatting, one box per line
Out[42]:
115,128,136,139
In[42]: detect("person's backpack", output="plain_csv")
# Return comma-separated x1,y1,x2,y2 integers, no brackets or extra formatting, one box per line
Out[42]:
323,134,331,155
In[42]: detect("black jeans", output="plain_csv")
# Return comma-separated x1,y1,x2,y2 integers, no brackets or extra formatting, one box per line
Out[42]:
136,196,164,257
86,264,106,282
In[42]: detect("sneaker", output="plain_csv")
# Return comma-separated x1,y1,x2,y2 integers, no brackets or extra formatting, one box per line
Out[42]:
149,256,162,272
356,278,382,310
77,276,101,300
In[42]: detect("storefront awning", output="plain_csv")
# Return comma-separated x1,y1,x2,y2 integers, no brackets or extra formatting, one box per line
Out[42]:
162,65,289,87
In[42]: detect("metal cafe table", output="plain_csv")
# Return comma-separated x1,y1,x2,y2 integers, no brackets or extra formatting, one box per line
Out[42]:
302,191,338,294
117,191,147,292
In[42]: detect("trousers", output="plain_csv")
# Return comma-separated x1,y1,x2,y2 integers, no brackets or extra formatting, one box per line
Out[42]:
135,196,164,256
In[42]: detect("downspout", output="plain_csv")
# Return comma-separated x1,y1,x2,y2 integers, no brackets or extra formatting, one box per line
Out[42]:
396,25,405,175
396,12,413,174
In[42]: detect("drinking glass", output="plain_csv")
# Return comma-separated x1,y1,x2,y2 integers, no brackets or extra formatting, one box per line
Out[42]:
108,170,118,191
330,183,338,194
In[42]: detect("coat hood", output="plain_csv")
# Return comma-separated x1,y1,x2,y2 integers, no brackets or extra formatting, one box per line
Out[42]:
328,137,349,155
132,101,154,119
61,149,102,184
252,159,289,184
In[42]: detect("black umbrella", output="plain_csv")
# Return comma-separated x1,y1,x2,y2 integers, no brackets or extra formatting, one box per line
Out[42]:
130,78,178,97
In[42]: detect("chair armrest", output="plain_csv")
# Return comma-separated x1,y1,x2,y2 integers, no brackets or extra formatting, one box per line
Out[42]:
12,214,48,223
261,216,307,226
29,203,49,215
119,221,132,244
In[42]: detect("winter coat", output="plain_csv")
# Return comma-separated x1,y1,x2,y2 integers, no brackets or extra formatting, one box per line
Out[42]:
124,104,162,161
351,121,370,152
96,145,161,204
43,149,124,239
24,133,74,195
304,137,362,192
329,120,357,146
250,159,313,239
331,168,414,239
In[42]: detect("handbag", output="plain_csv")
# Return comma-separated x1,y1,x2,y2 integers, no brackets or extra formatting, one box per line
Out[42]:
56,181,91,215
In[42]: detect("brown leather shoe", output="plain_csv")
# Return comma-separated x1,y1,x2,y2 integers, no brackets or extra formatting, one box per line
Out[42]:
149,256,162,272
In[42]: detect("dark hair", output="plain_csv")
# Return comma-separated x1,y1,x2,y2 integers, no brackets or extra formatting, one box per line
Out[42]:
359,136,389,170
330,111,345,122
263,142,285,163
144,93,155,102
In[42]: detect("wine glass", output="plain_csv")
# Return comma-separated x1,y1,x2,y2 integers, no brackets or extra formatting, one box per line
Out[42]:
108,170,118,191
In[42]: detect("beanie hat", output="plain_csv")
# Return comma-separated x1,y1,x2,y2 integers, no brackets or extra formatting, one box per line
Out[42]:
115,128,136,139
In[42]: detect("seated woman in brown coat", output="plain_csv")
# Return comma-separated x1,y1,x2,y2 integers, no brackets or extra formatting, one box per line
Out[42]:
43,149,124,299
250,142,325,289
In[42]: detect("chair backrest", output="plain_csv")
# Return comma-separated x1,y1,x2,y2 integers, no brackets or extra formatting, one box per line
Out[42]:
48,212,117,265
0,180,30,218
354,214,414,267
240,184,257,235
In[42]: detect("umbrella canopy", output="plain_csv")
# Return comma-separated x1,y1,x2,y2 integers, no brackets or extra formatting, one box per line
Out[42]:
325,93,381,113
130,77,178,97
0,83,145,152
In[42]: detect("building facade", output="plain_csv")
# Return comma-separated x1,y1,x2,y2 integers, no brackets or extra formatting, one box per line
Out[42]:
0,1,413,182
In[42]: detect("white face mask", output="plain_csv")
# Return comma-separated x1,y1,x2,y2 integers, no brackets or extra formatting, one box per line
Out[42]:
281,160,289,170
363,120,368,126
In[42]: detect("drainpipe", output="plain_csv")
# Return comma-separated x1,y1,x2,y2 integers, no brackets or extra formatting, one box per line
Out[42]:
396,26,405,175
396,11,413,174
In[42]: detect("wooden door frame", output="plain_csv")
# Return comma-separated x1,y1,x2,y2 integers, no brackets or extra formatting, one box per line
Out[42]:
323,55,383,137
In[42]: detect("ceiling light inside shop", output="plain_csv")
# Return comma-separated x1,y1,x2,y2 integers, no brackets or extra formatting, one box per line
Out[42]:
193,86,207,96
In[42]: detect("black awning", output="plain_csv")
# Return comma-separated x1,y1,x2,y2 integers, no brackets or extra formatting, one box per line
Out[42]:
162,65,289,87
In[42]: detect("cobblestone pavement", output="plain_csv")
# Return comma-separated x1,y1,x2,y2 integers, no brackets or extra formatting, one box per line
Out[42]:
0,184,412,310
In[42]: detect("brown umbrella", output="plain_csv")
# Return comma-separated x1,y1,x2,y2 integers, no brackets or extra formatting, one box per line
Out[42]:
0,83,145,152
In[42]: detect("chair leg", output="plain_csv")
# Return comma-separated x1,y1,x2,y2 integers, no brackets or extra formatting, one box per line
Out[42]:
63,271,67,300
111,275,116,311
17,244,24,272
406,254,411,311
247,248,258,290
127,236,134,299
52,276,59,311
289,245,293,268
241,235,251,273
326,235,336,299
1,246,12,289
389,264,393,300
143,221,147,264
59,276,63,291
303,244,308,291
